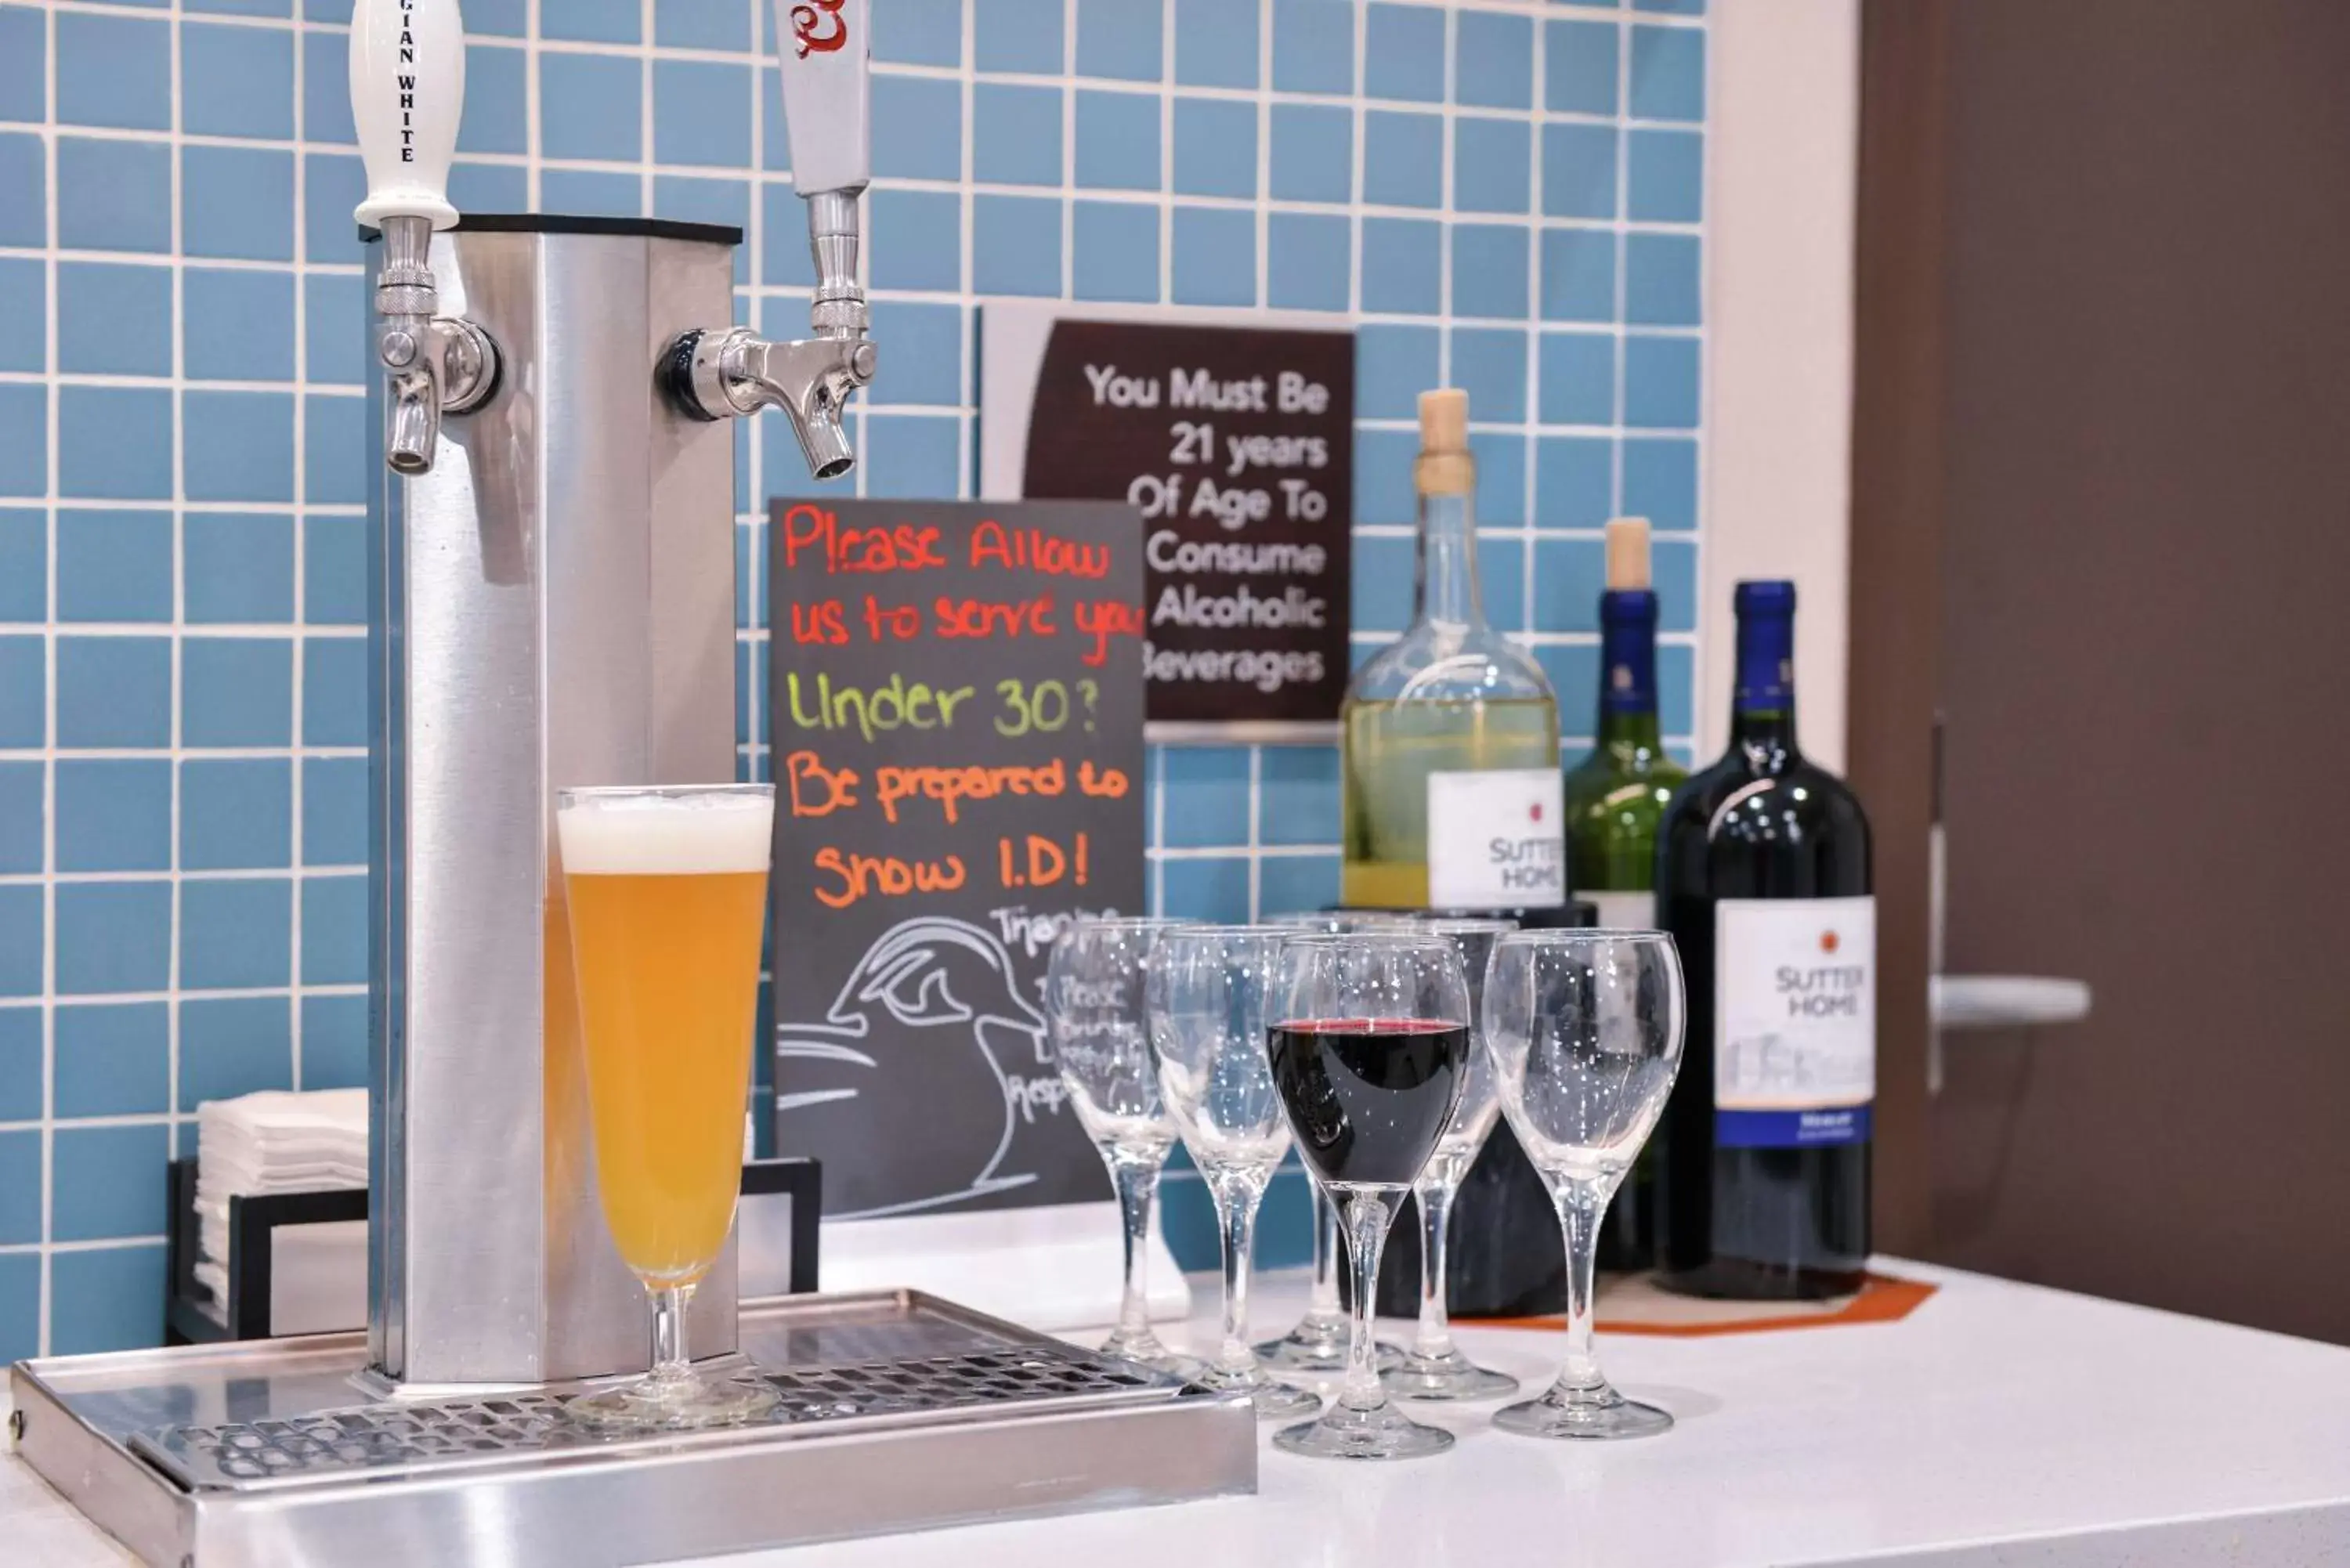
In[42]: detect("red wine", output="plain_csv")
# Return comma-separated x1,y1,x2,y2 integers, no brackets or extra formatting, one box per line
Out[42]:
1655,582,1874,1299
1269,1018,1470,1190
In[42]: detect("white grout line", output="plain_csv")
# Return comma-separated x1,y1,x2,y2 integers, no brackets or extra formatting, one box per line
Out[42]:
287,0,308,1093
37,0,58,1360
164,0,185,1165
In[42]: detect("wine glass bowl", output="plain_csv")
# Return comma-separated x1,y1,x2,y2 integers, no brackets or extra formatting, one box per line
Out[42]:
1045,916,1198,1375
1482,929,1687,1440
1267,933,1473,1461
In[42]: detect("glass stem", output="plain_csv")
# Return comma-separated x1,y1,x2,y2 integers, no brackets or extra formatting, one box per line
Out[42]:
1108,1148,1163,1343
1308,1182,1341,1317
649,1281,697,1385
1412,1181,1456,1360
1550,1178,1608,1394
1214,1174,1264,1376
1340,1193,1393,1411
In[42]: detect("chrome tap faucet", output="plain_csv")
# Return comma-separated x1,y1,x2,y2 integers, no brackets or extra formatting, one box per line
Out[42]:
374,215,497,475
665,1,877,479
352,0,497,476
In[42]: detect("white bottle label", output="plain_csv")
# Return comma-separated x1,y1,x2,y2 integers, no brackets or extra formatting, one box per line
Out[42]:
1584,890,1657,930
1713,896,1875,1147
1425,769,1567,909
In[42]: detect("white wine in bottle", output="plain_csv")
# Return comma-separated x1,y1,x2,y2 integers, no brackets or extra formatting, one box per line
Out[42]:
1339,390,1564,909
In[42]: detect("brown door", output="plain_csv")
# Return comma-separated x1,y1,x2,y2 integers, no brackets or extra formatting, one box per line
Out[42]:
1853,0,2350,1342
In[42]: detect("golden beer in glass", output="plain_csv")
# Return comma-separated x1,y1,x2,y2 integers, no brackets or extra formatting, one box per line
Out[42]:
557,784,776,1429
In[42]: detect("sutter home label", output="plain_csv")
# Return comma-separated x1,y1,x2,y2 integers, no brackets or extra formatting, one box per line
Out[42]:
1424,768,1567,909
1713,896,1877,1147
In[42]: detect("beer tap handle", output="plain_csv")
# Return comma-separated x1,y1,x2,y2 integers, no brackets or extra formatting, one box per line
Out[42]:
660,2,875,479
350,0,494,475
773,0,872,341
351,0,464,231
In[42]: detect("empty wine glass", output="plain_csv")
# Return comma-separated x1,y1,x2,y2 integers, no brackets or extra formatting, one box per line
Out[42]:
1268,932,1472,1461
1046,916,1198,1375
1255,910,1416,1375
1146,926,1322,1421
1482,930,1686,1439
1384,918,1520,1403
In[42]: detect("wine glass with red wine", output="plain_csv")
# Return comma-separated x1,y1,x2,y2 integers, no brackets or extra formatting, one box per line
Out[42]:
1253,912,1417,1376
1267,932,1473,1461
1482,929,1686,1440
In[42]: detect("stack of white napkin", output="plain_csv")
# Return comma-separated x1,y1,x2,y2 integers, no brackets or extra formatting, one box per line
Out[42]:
193,1089,368,1306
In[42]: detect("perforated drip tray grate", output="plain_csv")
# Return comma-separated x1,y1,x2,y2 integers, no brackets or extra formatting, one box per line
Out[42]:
132,1343,1177,1490
13,1289,1257,1566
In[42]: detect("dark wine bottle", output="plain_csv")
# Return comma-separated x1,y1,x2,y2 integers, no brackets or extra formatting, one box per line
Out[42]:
1654,580,1875,1299
1560,518,1685,1272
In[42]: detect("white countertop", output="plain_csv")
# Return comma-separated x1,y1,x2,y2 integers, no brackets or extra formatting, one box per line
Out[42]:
9,1260,2350,1566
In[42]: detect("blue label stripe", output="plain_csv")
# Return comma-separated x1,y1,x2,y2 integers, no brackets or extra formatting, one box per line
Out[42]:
1716,1105,1871,1148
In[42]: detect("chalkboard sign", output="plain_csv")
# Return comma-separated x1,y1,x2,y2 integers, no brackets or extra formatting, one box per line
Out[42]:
980,305,1354,734
767,498,1146,1220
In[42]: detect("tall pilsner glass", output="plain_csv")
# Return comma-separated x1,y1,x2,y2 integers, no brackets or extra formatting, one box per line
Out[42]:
558,785,778,1430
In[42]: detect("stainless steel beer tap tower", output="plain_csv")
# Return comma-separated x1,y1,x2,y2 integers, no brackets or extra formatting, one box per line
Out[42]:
5,2,1250,1559
353,0,879,1394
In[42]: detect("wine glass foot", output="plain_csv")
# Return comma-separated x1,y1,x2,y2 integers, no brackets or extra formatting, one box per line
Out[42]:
1273,1396,1454,1461
1382,1348,1520,1402
566,1371,779,1433
1494,1381,1672,1440
1099,1330,1205,1381
1201,1363,1324,1422
1255,1314,1405,1375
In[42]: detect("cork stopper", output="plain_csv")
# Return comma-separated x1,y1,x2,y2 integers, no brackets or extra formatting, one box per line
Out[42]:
1604,516,1652,591
1414,388,1473,497
1418,388,1468,453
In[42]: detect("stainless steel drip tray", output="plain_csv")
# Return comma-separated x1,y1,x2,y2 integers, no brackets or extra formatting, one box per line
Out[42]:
10,1290,1257,1567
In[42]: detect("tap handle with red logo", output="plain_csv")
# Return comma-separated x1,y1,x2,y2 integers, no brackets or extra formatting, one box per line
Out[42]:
773,0,870,199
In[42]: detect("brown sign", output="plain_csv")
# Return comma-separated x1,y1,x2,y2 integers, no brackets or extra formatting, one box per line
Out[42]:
1014,320,1354,726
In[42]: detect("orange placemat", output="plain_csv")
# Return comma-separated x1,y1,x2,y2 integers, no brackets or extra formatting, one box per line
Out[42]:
1466,1270,1937,1338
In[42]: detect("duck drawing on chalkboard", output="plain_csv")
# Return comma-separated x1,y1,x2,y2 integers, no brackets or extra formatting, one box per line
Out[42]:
774,916,1048,1218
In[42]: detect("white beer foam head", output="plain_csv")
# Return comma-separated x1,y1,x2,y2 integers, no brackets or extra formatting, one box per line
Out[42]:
557,790,773,875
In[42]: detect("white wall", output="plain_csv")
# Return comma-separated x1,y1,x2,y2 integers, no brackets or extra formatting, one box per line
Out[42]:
1701,0,1860,769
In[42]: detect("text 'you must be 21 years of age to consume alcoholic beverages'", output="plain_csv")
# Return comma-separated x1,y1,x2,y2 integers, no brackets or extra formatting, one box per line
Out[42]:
1085,362,1339,531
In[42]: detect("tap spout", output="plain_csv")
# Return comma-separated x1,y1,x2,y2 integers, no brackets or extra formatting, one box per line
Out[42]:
371,215,499,476
665,325,877,482
384,359,442,477
669,0,876,480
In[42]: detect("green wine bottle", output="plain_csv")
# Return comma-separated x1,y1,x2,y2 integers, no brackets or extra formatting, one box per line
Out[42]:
1560,517,1684,1270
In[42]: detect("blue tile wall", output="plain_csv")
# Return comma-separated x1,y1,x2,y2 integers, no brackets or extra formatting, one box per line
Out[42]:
0,0,1706,1350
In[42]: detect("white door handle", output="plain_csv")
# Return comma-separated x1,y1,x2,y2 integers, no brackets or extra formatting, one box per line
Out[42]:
1931,974,2092,1031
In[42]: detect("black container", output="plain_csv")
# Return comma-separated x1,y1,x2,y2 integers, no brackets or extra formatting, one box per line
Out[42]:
1365,899,1596,1321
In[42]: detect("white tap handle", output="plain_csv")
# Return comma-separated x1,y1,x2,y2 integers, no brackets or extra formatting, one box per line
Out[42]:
350,0,466,229
773,0,870,196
